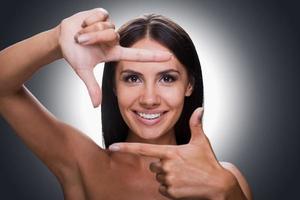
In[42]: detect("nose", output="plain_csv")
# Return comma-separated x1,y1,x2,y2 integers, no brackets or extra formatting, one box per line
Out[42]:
139,84,161,108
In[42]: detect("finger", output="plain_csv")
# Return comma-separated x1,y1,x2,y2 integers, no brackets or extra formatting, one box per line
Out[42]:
108,142,174,159
188,108,219,162
159,184,172,198
106,46,172,62
156,173,166,184
77,22,115,36
149,161,164,173
75,69,101,107
189,107,205,143
82,8,109,27
76,29,118,45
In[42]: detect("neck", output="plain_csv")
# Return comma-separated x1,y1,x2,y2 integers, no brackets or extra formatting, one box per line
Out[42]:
125,129,176,169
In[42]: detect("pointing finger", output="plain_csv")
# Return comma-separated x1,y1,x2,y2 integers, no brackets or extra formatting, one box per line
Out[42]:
109,142,174,159
107,46,172,62
75,69,101,107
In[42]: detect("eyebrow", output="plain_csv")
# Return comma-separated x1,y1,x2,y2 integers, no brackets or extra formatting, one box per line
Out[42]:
120,69,181,76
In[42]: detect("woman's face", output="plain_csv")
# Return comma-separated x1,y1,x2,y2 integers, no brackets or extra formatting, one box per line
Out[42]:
114,38,193,143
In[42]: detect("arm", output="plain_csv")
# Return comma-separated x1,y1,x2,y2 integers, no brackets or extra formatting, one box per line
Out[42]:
0,8,172,183
0,26,78,179
0,28,61,96
0,8,117,181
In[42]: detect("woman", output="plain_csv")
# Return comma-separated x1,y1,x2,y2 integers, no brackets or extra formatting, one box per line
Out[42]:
0,8,252,200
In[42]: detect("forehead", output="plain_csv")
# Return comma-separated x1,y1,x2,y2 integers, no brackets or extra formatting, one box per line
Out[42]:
116,38,186,73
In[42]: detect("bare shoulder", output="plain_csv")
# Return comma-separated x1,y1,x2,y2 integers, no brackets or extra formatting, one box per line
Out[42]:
220,161,253,200
56,122,110,183
0,87,110,189
59,122,110,168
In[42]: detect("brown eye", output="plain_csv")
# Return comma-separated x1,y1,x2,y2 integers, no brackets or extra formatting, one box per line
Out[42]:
160,74,177,83
124,74,141,83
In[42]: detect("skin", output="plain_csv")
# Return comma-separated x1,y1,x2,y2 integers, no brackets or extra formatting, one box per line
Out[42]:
0,8,252,200
115,38,193,145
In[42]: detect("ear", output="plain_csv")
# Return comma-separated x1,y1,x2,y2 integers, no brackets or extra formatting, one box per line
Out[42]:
185,81,194,97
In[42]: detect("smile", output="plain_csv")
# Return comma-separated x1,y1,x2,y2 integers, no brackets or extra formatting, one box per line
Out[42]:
133,110,167,126
137,112,162,120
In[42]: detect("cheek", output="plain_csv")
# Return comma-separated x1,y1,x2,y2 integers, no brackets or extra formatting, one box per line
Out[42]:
115,84,139,109
159,86,186,108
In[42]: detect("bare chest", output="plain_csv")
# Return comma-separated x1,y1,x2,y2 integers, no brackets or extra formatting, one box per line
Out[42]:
63,157,169,200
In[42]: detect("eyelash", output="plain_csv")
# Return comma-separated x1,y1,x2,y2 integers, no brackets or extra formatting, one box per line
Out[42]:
122,74,178,84
160,74,177,83
123,74,141,83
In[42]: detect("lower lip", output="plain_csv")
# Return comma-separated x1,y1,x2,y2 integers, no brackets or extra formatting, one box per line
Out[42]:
133,112,166,126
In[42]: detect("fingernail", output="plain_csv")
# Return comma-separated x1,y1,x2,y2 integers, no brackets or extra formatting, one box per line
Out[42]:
198,107,204,123
109,144,120,152
81,21,87,28
77,34,90,44
74,33,79,43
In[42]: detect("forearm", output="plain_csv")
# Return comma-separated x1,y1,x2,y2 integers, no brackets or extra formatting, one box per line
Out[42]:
0,26,62,96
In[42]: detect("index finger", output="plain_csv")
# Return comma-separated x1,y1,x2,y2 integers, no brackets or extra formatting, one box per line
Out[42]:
109,142,174,159
107,46,172,62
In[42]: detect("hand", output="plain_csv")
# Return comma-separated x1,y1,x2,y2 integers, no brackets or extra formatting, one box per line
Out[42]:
109,108,235,199
58,8,172,107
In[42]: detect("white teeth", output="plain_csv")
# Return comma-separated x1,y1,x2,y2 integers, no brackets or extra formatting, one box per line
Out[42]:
137,112,162,120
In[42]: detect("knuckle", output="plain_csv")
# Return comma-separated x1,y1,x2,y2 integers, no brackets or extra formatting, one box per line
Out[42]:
166,187,178,198
107,30,118,42
95,22,104,30
165,149,175,157
162,161,171,172
165,174,175,185
94,8,109,19
82,19,88,27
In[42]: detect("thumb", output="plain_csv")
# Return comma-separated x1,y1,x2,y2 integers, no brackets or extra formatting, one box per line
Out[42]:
189,107,205,143
75,69,101,107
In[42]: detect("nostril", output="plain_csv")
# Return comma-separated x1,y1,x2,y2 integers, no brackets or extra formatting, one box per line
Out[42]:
139,95,161,107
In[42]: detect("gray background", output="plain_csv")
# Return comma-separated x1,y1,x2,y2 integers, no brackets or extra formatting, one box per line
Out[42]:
1,0,299,199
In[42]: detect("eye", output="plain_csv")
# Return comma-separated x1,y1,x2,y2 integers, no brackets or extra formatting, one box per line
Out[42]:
123,74,141,83
160,74,177,83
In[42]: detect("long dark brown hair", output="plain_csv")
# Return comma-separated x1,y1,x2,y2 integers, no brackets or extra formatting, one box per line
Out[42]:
101,14,203,148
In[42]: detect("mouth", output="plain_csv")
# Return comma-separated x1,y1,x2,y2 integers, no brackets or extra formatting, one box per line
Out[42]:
132,110,168,126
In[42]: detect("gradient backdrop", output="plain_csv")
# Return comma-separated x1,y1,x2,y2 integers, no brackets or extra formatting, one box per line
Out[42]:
1,0,299,199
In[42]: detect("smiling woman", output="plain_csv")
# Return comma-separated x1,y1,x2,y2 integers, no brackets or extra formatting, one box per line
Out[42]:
0,8,252,200
102,14,203,148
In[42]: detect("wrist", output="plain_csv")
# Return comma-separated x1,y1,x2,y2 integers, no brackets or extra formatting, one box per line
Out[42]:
214,169,247,200
46,25,63,60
